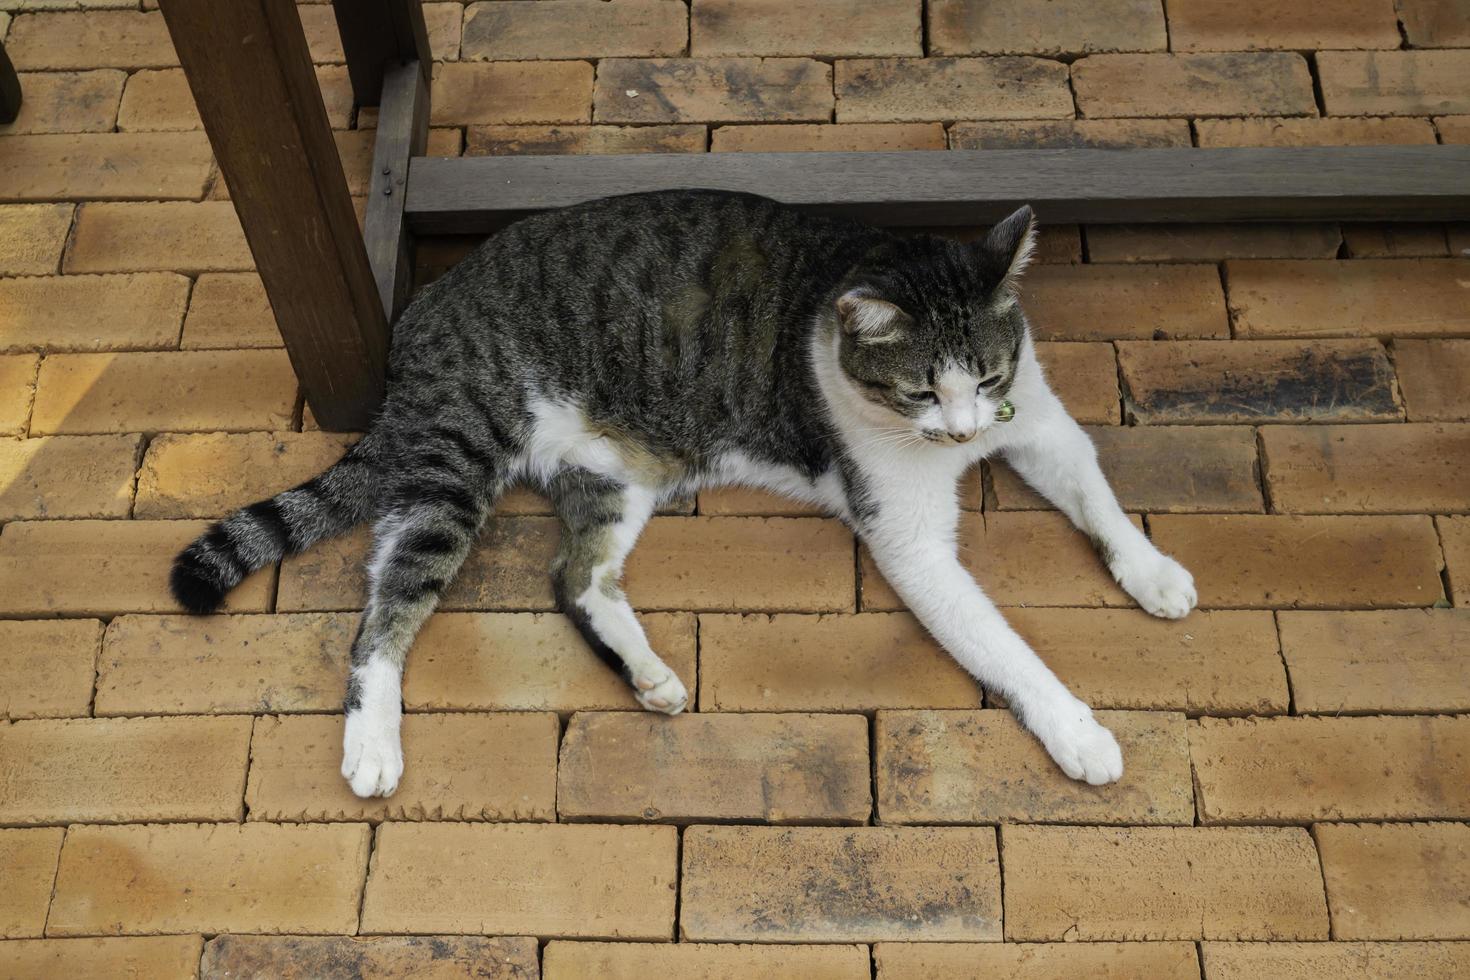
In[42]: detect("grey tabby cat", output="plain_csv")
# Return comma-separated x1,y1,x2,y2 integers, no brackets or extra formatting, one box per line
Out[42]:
172,190,1197,798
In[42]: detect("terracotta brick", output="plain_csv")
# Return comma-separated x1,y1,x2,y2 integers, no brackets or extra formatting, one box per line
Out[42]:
0,520,274,616
620,516,854,612
1117,340,1400,424
97,612,352,716
597,57,832,124
1004,608,1287,715
464,0,686,59
0,273,187,353
247,712,559,822
1439,114,1470,142
1149,514,1444,608
682,826,1001,942
0,828,63,938
1442,515,1470,606
0,203,73,275
1400,0,1470,45
0,69,123,133
301,2,460,64
1340,223,1450,258
691,0,919,57
0,715,251,824
332,128,462,196
49,823,371,936
860,511,1138,611
877,709,1192,825
467,123,707,155
0,132,213,202
836,57,1072,123
66,201,252,274
1396,341,1470,423
278,520,559,612
1003,825,1328,940
0,354,38,436
0,434,141,519
1022,263,1227,341
949,118,1191,149
202,935,537,980
362,823,677,938
1230,259,1470,340
32,350,297,434
698,612,983,712
403,611,698,712
0,937,205,980
6,11,176,69
712,122,944,152
1280,610,1470,714
1320,50,1470,115
876,942,1201,980
1202,941,1470,980
1196,115,1440,147
431,61,593,126
1262,423,1470,513
1168,0,1400,51
989,426,1262,514
1033,341,1120,424
546,943,871,979
1193,715,1470,824
136,431,356,519
0,620,100,720
181,273,280,349
1317,822,1470,940
1087,223,1343,263
696,485,826,515
929,0,1166,55
1073,53,1315,118
116,68,199,131
314,65,355,128
559,712,871,824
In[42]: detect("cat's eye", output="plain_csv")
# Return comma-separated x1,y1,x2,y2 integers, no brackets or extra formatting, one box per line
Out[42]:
903,390,938,404
976,375,1002,392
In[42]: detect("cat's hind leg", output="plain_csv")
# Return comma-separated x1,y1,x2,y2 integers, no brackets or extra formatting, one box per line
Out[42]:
548,468,687,714
342,488,493,797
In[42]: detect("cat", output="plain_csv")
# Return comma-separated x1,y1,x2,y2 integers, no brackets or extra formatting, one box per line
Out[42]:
171,190,1196,798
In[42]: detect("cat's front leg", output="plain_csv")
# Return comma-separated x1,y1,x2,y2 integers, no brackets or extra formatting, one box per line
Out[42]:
865,526,1123,785
1004,402,1196,620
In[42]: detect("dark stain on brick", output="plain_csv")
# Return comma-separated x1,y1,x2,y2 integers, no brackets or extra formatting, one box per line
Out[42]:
201,935,539,980
1123,344,1400,424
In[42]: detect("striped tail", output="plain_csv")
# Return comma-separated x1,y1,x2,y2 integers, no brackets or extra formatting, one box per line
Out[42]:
170,439,382,614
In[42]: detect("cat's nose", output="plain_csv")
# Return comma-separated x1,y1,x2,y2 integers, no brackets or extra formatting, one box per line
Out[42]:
949,429,976,443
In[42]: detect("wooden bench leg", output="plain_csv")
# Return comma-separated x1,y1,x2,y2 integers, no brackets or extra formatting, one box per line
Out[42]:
0,43,22,125
157,0,389,432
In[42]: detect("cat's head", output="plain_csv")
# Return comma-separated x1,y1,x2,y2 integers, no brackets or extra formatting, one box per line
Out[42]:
833,205,1036,445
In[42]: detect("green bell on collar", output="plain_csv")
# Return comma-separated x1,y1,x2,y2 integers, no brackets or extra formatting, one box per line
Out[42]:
995,400,1016,423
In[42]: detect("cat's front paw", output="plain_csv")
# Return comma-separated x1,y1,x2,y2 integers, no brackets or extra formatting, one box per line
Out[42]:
341,709,403,798
1112,550,1197,620
1027,697,1124,785
633,669,688,715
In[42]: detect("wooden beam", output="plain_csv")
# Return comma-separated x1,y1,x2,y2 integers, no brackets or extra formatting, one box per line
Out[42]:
159,0,388,431
364,60,428,321
404,145,1470,233
332,0,430,107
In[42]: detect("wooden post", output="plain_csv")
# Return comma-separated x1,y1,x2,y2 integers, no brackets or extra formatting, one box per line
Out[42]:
364,61,428,321
158,0,389,431
332,0,431,107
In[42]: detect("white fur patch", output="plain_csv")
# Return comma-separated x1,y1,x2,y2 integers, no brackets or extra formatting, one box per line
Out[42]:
341,658,403,798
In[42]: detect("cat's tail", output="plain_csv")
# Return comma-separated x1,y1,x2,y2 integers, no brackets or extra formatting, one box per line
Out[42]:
170,435,384,614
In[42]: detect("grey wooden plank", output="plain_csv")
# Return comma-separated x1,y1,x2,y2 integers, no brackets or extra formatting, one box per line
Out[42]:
364,60,428,322
403,146,1470,233
159,0,388,431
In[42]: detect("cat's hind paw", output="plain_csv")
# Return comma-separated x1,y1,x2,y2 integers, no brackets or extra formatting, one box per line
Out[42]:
633,670,688,715
1113,551,1197,620
342,710,403,798
1029,698,1124,786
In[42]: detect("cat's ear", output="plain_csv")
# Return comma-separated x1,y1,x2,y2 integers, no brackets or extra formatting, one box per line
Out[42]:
981,204,1037,295
836,290,907,345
